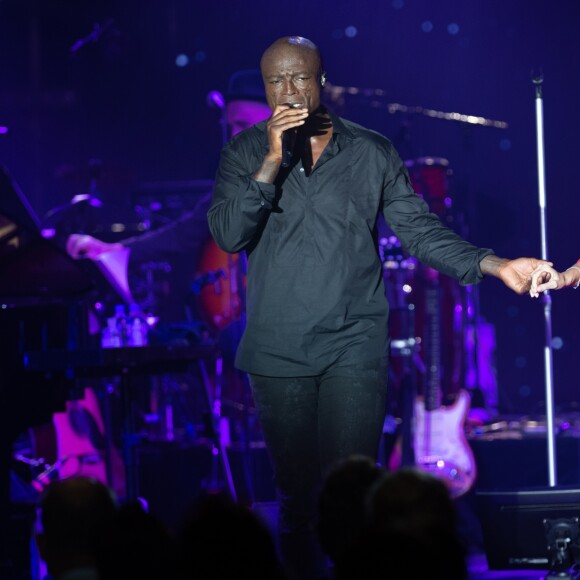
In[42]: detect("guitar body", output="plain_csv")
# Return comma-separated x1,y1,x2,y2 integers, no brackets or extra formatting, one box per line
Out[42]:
31,387,126,498
413,389,476,498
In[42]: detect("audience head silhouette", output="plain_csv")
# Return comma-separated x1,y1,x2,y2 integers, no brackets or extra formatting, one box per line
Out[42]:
316,455,385,570
95,500,176,580
340,467,468,580
175,490,286,579
35,476,118,579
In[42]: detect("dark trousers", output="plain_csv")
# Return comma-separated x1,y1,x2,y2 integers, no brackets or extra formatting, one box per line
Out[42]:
249,364,388,580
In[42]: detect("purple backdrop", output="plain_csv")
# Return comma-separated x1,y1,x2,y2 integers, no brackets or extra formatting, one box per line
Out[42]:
1,0,579,416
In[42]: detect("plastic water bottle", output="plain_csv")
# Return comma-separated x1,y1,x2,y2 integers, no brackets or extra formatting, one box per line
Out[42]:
114,304,129,346
101,316,121,348
128,303,148,347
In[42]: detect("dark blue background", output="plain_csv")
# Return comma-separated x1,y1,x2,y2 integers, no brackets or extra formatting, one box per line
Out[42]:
1,0,578,416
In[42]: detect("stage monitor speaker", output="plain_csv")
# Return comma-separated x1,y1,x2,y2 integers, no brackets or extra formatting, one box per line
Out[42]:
475,486,580,571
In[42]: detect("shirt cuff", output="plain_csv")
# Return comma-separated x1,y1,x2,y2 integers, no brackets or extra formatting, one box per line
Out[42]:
254,180,276,209
471,248,496,284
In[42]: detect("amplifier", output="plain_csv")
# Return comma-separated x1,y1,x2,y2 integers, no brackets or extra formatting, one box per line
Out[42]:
137,441,275,533
470,435,580,489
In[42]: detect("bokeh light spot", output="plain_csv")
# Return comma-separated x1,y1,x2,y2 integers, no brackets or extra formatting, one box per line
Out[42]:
175,53,189,67
499,138,512,151
345,26,358,38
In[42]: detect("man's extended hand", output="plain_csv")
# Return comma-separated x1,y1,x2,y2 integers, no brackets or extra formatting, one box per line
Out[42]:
480,255,552,295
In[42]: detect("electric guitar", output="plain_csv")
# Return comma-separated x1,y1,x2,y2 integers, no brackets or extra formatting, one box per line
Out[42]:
31,387,126,498
412,269,477,498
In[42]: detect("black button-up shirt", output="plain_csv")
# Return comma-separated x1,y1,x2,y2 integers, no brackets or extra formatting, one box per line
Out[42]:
208,112,493,377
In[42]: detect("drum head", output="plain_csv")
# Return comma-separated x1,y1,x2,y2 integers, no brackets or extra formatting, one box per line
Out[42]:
193,237,245,333
405,156,453,217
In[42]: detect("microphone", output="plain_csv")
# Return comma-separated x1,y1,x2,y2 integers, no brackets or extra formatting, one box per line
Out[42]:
281,129,296,168
281,103,302,167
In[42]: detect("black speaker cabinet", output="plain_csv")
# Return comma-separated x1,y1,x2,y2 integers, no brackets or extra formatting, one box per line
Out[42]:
469,435,580,490
137,441,276,533
475,487,580,570
137,441,214,533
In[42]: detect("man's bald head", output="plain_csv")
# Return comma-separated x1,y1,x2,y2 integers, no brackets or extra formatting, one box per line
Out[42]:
260,36,326,113
261,36,324,80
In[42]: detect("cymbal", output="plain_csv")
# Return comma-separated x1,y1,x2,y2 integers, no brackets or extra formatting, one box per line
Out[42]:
43,194,101,221
323,82,508,129
42,193,104,235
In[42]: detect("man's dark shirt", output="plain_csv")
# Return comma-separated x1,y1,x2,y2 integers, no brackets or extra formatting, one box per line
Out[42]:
208,112,493,377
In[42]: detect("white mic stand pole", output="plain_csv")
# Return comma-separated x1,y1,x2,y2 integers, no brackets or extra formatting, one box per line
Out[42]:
533,72,557,487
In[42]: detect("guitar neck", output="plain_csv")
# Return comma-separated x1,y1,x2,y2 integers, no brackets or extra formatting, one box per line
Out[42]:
424,274,442,412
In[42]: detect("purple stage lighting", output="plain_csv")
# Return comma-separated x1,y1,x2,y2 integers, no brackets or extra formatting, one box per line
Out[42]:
207,90,225,110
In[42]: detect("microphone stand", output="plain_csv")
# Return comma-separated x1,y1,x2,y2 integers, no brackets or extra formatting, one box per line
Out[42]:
207,92,255,502
533,73,557,487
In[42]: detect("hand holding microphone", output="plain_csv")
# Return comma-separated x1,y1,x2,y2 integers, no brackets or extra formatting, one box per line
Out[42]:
254,103,308,184
282,104,305,166
267,104,308,163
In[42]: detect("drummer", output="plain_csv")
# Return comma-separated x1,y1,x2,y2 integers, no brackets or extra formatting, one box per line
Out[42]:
65,70,271,322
